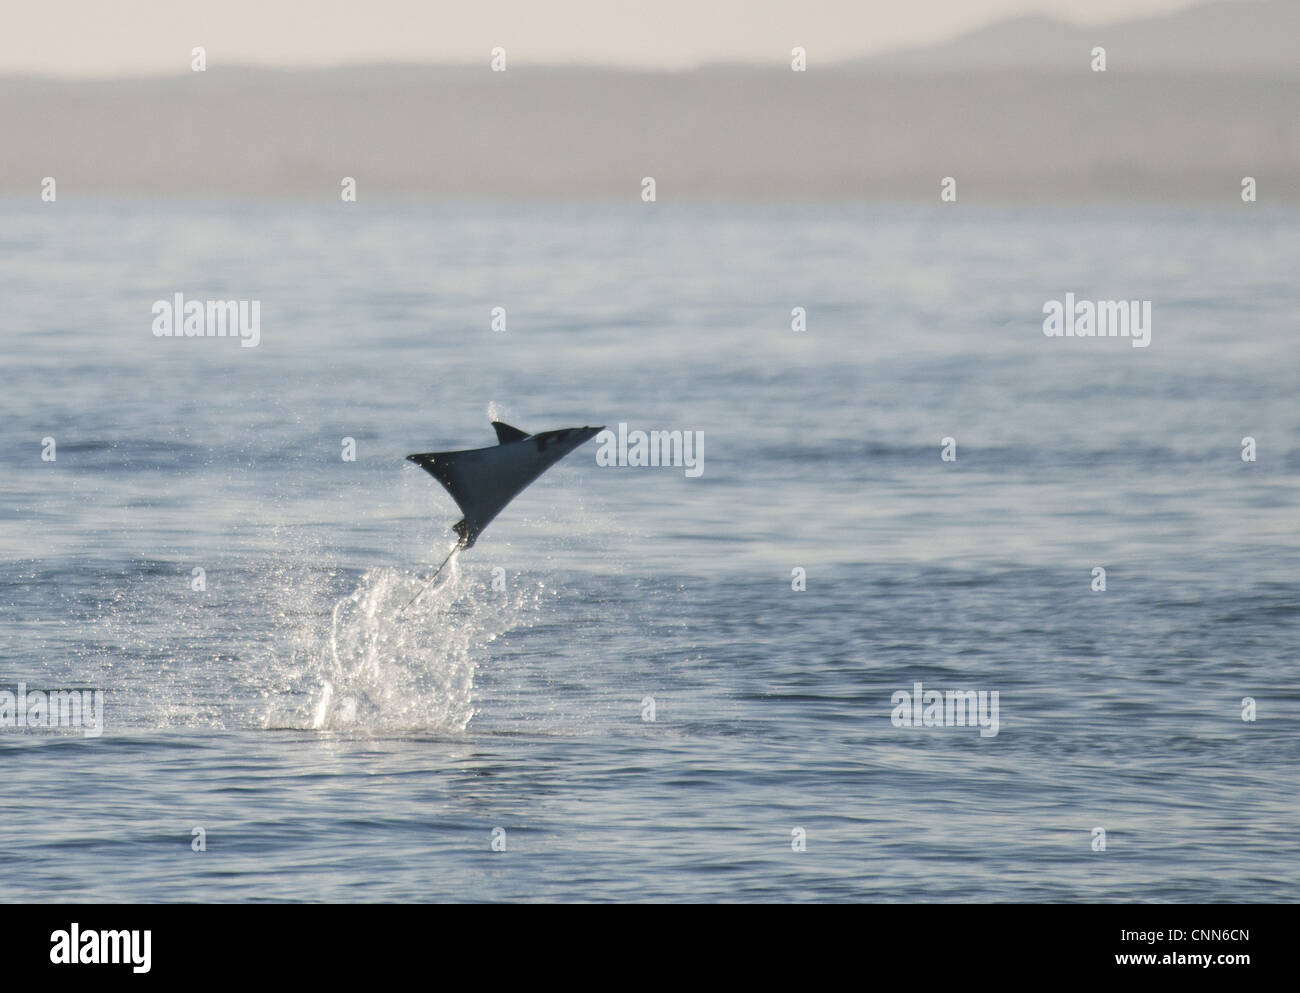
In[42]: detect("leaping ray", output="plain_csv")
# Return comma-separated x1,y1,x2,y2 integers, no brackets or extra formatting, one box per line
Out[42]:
408,421,604,549
400,420,603,610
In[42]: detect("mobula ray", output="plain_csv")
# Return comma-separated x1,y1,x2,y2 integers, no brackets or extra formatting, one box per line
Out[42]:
401,420,602,608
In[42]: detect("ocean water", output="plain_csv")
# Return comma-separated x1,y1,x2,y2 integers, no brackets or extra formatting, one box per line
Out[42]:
1,200,1297,902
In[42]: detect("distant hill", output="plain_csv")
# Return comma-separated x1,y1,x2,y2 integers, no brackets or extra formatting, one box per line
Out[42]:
0,1,1296,204
862,0,1300,73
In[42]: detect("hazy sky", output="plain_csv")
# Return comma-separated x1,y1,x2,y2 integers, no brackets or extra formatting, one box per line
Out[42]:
4,0,1220,76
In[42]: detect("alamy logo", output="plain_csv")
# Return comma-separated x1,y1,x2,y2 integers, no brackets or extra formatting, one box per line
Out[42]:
890,681,999,738
0,683,103,738
1042,293,1151,348
50,924,150,973
595,423,704,477
152,293,261,348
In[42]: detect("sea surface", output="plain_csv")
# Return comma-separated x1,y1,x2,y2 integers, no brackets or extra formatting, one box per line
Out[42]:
1,201,1297,901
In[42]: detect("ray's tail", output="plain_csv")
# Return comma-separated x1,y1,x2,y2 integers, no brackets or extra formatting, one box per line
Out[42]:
398,543,461,613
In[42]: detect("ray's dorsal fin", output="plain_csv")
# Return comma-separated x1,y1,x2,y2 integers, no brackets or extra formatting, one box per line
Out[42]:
491,421,530,444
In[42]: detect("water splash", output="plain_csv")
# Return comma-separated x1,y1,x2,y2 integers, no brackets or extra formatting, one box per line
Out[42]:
264,555,539,734
46,525,545,734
